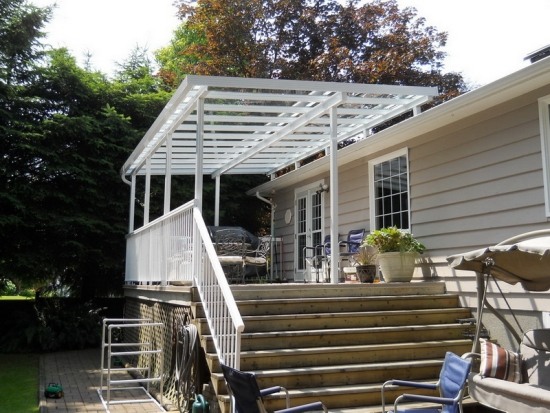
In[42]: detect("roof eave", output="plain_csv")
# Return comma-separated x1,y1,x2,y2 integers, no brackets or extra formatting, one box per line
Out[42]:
248,57,550,196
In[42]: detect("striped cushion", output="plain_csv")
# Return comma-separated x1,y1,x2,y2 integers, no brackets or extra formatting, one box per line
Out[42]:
480,338,522,383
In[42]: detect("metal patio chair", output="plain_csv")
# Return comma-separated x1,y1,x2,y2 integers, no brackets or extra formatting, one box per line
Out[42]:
215,229,248,283
303,235,331,283
244,236,271,281
381,351,472,413
221,364,328,413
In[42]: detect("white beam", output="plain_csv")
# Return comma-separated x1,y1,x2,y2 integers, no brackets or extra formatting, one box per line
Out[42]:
213,92,345,177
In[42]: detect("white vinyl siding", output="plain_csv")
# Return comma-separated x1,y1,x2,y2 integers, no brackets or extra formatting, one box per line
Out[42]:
411,101,544,257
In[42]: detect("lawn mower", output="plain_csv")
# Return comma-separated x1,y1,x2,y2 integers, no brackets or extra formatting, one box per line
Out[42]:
44,382,64,398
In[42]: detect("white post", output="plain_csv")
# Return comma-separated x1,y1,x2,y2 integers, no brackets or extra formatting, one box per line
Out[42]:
329,105,339,284
195,99,204,212
163,134,172,214
193,99,205,287
129,175,136,233
214,175,220,226
144,157,151,225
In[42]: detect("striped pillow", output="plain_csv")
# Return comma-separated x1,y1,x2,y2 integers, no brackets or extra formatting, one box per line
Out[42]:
480,338,522,383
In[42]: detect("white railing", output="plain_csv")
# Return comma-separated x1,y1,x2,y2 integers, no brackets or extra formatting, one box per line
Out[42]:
125,201,244,369
192,207,245,369
125,201,195,285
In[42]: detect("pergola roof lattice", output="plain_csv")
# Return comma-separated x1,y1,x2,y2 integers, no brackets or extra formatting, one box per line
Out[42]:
121,76,438,180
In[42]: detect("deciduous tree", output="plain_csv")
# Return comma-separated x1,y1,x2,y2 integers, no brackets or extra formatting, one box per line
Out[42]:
161,0,468,101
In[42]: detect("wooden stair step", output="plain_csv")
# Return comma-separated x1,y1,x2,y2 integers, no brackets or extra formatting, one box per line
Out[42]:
235,294,460,316
195,307,471,334
192,293,460,318
193,283,476,412
205,339,472,371
211,358,446,394
216,381,439,413
201,323,470,352
228,282,446,300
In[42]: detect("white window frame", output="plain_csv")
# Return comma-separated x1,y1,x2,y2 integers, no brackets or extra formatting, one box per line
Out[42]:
538,95,550,217
368,148,411,230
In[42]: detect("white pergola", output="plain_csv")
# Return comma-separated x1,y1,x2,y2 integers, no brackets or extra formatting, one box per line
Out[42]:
121,75,438,282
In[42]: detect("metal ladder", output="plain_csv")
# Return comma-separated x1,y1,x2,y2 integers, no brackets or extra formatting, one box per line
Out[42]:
98,318,165,412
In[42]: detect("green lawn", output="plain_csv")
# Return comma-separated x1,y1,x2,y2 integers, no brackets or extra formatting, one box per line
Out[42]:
0,353,39,413
0,296,34,300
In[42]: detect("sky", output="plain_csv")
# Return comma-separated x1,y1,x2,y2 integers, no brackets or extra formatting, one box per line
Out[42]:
32,0,550,87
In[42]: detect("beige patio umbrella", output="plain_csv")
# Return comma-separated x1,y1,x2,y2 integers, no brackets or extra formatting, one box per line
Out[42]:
446,229,550,349
447,231,550,292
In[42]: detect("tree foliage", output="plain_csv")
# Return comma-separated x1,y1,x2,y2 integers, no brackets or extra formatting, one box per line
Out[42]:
0,1,169,298
159,0,468,101
0,0,469,298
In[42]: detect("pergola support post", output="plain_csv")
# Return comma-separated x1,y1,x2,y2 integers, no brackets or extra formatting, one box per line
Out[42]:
329,106,339,284
144,157,151,225
163,134,172,214
214,175,220,226
129,175,136,233
195,99,204,212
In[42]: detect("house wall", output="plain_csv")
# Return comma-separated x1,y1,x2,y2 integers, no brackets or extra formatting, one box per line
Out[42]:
409,88,550,349
273,86,550,349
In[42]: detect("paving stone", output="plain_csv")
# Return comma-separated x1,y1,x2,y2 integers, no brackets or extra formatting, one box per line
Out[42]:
40,349,166,413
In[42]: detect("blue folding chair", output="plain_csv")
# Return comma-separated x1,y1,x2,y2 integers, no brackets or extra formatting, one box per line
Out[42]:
381,352,472,413
338,228,366,273
221,364,328,413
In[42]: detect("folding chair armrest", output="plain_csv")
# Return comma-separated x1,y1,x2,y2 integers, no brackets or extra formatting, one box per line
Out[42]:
381,379,437,413
396,393,456,405
260,386,284,397
274,401,328,413
338,240,360,247
389,380,437,390
261,386,290,408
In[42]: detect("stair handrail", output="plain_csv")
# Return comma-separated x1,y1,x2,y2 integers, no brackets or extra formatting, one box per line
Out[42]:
193,207,245,369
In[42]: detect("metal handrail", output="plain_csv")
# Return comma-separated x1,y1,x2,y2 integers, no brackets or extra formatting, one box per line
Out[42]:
124,201,244,368
193,207,244,369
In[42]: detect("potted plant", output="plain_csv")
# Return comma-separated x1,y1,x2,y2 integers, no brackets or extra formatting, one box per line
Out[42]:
363,226,425,282
353,247,377,283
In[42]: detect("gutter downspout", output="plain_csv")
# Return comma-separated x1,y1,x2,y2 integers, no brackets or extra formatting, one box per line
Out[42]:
256,192,277,282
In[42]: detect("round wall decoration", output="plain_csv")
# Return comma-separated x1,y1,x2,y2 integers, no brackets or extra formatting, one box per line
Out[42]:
284,209,292,224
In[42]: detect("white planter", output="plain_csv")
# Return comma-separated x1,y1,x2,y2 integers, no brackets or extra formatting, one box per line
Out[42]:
378,252,417,282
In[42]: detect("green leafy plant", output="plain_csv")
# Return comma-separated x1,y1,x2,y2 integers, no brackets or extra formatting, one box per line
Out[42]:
363,226,425,254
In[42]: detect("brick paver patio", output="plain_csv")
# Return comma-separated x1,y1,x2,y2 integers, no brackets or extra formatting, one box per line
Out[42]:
40,349,167,413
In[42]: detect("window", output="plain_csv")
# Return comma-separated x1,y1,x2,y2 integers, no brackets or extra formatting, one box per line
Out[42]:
369,149,410,230
538,95,550,217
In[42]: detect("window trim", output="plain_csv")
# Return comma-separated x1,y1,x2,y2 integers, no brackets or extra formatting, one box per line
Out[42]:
368,148,411,230
538,95,550,217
